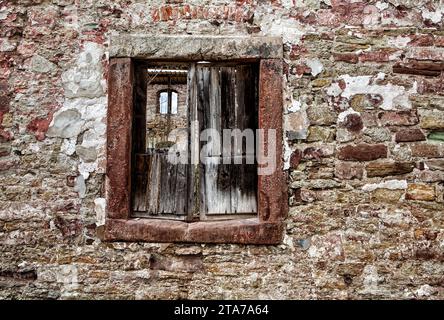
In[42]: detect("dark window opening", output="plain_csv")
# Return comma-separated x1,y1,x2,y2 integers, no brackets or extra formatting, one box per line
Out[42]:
131,61,259,222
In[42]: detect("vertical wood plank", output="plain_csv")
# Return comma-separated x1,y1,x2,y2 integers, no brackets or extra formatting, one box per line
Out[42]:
187,63,198,221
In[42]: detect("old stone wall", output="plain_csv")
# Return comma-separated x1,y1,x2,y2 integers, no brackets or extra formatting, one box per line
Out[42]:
0,0,443,299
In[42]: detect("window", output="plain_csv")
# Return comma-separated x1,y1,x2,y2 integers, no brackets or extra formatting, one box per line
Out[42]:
133,62,258,222
104,35,286,244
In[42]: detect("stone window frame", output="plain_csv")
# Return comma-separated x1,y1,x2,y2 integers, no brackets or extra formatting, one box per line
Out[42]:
103,35,287,244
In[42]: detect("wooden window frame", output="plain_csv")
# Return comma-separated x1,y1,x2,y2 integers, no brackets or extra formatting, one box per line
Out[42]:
103,35,287,244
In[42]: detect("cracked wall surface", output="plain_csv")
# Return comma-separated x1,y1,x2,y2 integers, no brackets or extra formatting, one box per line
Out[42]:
0,0,443,299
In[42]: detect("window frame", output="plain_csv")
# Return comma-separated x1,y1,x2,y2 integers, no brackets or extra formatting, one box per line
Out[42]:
103,35,287,244
157,88,179,115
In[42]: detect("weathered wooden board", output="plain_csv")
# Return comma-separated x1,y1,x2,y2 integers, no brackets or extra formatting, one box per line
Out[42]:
196,65,258,216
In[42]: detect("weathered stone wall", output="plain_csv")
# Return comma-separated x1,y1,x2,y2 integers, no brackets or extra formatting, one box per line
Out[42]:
146,83,188,148
1,0,443,299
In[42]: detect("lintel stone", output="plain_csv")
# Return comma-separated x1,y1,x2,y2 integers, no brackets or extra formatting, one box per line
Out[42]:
110,34,283,60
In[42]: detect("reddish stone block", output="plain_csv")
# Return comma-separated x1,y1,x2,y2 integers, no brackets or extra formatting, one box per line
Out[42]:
393,61,443,77
395,128,426,142
334,161,363,179
358,49,399,63
378,110,419,126
418,78,444,96
341,113,363,133
26,113,53,141
333,53,358,64
408,34,435,47
337,143,387,161
436,36,444,47
290,149,302,168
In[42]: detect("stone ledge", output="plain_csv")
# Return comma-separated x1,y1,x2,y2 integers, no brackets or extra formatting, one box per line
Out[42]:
109,34,283,60
102,218,284,244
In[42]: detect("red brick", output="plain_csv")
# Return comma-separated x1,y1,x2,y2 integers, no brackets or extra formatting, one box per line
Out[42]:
378,110,419,126
359,49,399,63
338,144,387,161
333,53,358,64
395,128,426,142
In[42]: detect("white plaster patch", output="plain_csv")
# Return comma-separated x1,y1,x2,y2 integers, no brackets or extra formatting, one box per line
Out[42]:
362,179,407,192
78,162,98,180
283,138,292,171
388,35,411,48
287,98,301,113
327,74,417,110
305,58,323,77
326,82,342,97
74,175,86,198
422,7,443,24
94,198,106,226
260,16,305,44
61,42,105,99
416,284,437,297
375,1,389,10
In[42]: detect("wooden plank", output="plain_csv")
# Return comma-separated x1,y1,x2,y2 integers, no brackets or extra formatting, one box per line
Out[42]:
147,152,161,215
132,154,149,212
187,64,198,221
174,163,188,216
233,65,257,214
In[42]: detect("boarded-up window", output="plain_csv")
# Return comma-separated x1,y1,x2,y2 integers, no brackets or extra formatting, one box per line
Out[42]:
132,62,259,222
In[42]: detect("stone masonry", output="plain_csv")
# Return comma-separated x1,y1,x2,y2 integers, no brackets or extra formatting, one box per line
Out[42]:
0,0,443,299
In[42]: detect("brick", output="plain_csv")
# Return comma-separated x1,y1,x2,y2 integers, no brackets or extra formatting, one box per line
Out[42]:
365,161,414,177
405,184,435,201
337,144,387,161
395,128,426,142
393,61,443,77
358,48,399,63
378,110,418,126
333,53,358,64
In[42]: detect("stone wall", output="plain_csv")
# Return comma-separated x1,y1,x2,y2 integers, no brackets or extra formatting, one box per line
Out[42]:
0,0,443,299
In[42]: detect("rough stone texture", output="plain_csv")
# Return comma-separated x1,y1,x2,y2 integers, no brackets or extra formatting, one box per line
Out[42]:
1,0,443,300
365,161,415,177
337,144,388,161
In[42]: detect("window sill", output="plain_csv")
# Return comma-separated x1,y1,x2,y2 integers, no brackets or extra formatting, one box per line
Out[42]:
102,217,284,244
